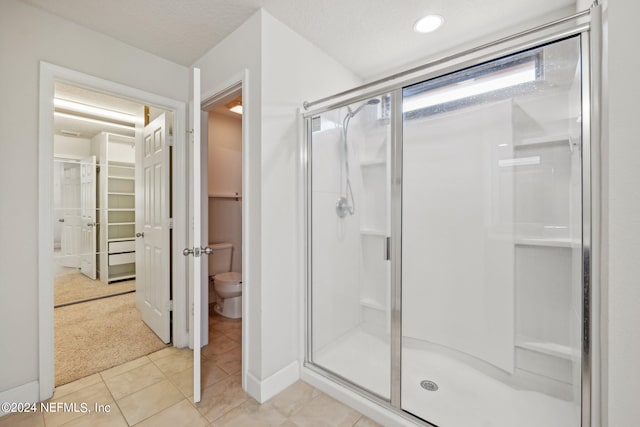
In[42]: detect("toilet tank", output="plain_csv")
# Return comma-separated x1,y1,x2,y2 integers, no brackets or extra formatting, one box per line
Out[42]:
208,242,233,276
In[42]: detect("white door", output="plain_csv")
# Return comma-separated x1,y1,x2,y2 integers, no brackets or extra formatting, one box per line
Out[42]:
136,113,171,343
189,68,203,403
79,156,97,279
60,162,81,268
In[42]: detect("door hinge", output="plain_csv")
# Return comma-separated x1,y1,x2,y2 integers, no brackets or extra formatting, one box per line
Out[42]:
168,218,173,229
168,135,174,146
167,300,173,311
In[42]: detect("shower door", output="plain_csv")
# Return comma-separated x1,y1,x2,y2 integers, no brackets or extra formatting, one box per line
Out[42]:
401,36,584,426
307,94,393,399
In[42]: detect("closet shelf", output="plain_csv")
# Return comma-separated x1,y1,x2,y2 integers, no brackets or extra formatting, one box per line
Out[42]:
108,208,135,212
108,222,135,226
108,175,135,181
108,192,135,196
108,237,135,242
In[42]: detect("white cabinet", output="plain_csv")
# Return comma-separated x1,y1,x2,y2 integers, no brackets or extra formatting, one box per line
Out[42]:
93,132,136,283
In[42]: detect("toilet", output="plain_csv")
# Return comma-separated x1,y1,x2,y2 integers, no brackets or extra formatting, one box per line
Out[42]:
208,242,242,319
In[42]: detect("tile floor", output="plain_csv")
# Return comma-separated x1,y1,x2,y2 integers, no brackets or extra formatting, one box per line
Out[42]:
0,311,382,427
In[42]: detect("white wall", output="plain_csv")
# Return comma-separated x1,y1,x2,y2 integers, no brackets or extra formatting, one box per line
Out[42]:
208,112,243,274
195,9,361,397
601,1,640,426
260,10,361,383
0,0,187,397
193,10,264,383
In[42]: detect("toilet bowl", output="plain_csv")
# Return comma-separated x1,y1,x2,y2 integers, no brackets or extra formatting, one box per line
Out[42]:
213,271,242,318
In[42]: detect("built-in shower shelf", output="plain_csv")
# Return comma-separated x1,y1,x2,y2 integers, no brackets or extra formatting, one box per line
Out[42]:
516,336,579,360
515,134,580,148
360,228,386,237
514,237,580,248
359,159,386,167
360,298,385,311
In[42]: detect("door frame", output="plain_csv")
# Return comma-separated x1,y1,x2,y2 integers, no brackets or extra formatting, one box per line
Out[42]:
38,62,189,400
196,70,250,391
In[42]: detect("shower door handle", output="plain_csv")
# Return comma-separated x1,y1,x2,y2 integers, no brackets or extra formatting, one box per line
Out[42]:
385,236,391,261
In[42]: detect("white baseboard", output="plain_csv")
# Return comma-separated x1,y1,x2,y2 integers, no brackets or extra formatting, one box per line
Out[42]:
245,361,299,403
301,367,417,427
0,381,40,417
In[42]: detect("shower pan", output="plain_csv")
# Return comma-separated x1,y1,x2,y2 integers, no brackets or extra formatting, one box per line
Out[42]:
304,9,597,427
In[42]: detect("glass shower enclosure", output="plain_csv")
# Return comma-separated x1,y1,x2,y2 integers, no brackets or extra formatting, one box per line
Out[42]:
305,33,590,427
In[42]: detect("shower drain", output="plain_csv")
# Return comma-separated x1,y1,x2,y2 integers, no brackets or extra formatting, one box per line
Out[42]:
420,380,439,391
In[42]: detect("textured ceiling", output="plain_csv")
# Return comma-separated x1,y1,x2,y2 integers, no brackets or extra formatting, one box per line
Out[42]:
20,0,577,79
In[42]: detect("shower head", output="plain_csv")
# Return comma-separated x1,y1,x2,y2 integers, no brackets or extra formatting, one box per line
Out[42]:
348,98,381,118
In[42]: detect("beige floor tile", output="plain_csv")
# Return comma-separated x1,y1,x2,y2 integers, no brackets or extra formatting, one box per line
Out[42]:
148,347,182,362
223,328,242,344
289,394,361,427
202,359,231,390
204,346,241,365
59,405,128,427
277,421,298,427
170,359,230,398
151,349,193,377
202,335,240,358
195,375,249,422
209,320,242,335
43,382,113,427
134,399,209,427
104,361,165,400
269,380,321,418
117,379,184,426
53,374,102,399
100,356,149,380
168,366,195,398
211,400,287,427
0,410,44,427
216,358,241,375
353,416,384,427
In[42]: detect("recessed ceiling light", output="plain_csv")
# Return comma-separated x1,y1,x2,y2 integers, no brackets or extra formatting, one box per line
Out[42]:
414,14,444,34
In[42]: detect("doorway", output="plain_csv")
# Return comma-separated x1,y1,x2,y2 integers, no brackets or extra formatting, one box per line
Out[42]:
38,62,190,400
199,86,245,390
52,83,173,386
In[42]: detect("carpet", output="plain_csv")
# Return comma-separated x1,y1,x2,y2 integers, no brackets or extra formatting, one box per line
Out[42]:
55,268,136,307
55,292,168,386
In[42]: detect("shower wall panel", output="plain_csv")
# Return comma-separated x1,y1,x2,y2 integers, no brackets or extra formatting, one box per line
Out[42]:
402,100,516,373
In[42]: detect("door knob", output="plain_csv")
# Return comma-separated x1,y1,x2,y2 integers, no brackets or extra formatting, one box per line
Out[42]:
183,248,193,256
58,219,65,223
136,232,144,238
202,247,213,255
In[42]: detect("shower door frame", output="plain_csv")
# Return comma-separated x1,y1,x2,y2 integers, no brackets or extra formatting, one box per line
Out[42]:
302,8,600,427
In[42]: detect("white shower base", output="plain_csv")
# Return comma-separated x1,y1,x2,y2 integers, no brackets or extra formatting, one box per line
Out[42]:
314,328,390,399
314,328,579,427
